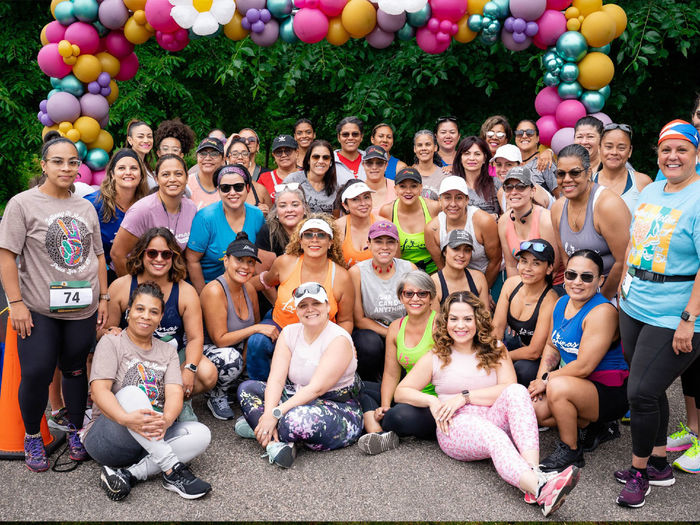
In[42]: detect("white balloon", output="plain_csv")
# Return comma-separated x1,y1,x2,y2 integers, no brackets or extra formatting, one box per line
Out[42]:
376,0,427,15
210,0,236,25
170,4,197,28
192,11,220,35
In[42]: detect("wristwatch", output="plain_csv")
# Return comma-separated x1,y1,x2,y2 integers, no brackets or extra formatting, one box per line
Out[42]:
184,363,198,373
681,310,697,323
272,406,283,419
461,389,471,405
541,372,550,385
99,293,110,302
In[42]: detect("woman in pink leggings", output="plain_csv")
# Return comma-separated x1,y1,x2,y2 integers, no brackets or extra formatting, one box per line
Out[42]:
395,291,580,517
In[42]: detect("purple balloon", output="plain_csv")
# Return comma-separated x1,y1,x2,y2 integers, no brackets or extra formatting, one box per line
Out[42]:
501,27,532,51
98,0,129,30
365,26,395,49
39,99,48,113
99,114,109,128
251,20,265,33
246,8,261,22
550,126,575,155
260,9,271,23
250,18,278,46
88,81,102,94
512,31,527,43
46,91,81,123
101,86,111,96
237,0,266,13
504,17,514,32
525,21,538,37
376,10,406,33
97,72,111,86
241,17,251,30
513,18,526,33
80,93,110,121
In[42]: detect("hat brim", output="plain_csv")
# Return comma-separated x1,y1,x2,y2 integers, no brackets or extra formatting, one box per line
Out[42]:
228,251,261,263
515,248,552,263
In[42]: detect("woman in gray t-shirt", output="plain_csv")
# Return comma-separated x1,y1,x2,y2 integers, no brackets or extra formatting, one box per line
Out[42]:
283,140,339,216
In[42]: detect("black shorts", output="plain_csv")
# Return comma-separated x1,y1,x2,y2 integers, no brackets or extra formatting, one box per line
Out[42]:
593,377,629,423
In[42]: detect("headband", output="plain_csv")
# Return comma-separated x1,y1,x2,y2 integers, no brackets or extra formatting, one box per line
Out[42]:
217,165,249,185
658,119,699,148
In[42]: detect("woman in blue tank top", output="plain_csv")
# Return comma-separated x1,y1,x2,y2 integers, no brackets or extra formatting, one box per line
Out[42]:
529,250,628,473
370,123,407,180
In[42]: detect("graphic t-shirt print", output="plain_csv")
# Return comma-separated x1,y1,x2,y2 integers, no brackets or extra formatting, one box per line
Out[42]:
122,358,168,412
45,213,93,274
628,203,683,273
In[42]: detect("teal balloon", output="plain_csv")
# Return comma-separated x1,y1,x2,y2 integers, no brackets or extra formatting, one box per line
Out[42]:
598,85,611,100
54,1,76,25
60,75,85,97
47,89,60,99
73,0,99,22
486,20,501,34
468,14,483,32
480,31,499,45
75,140,88,161
556,31,588,63
279,16,298,43
93,20,108,37
544,72,561,87
407,4,431,27
590,43,611,55
545,58,559,72
580,91,606,113
543,50,558,64
558,81,583,100
50,77,62,89
483,2,500,19
493,0,510,18
397,22,415,41
85,148,109,171
267,0,293,19
560,63,579,82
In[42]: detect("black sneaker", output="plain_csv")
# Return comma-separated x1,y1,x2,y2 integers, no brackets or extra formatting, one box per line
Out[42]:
581,421,620,452
100,465,135,501
162,462,211,499
540,440,585,472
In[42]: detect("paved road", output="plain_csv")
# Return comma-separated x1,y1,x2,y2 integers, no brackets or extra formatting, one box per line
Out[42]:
0,380,696,521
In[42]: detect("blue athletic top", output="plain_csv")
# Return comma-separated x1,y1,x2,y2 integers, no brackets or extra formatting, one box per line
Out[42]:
84,191,124,268
385,156,399,181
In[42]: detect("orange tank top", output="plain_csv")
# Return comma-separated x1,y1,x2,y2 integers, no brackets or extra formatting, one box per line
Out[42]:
273,255,339,327
342,213,376,268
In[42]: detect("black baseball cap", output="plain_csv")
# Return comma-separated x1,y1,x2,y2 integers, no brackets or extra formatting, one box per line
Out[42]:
515,238,555,264
225,235,261,263
441,229,474,251
395,167,422,184
364,145,388,162
197,137,224,154
272,134,298,152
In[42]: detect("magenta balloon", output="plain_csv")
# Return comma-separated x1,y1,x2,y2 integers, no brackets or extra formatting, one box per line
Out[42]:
37,44,73,78
534,86,563,116
427,17,439,32
80,93,110,121
293,8,329,43
237,0,266,13
377,10,406,33
64,21,100,55
46,92,81,124
145,0,179,32
45,20,68,43
366,26,395,48
510,0,546,21
251,18,279,46
555,99,586,128
318,0,346,17
430,0,467,22
501,28,531,51
93,169,108,186
550,126,575,155
115,52,138,81
76,163,93,185
104,31,134,58
536,115,559,146
546,0,573,9
533,9,566,48
439,19,453,33
416,26,450,54
590,112,612,125
98,0,129,30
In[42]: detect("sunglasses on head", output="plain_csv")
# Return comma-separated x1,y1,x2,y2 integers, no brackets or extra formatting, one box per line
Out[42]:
604,123,633,137
436,116,458,124
293,282,325,298
564,270,595,283
301,231,329,240
514,129,537,137
520,240,547,252
555,168,587,179
310,153,331,160
274,182,301,193
402,290,430,299
504,182,530,192
219,182,246,193
145,249,173,260
486,131,506,139
340,131,361,138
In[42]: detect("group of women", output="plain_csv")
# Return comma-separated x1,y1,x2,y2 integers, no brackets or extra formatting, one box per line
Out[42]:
1,99,698,514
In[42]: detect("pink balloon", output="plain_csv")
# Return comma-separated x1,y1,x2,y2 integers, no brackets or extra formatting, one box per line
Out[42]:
318,0,346,17
45,21,68,43
366,26,395,49
510,0,546,21
115,52,139,81
64,21,100,55
551,126,575,155
416,26,450,54
37,43,73,78
156,29,189,51
501,28,531,51
91,169,107,186
104,31,134,58
536,115,559,146
430,0,467,22
555,99,587,128
535,86,563,117
145,0,180,32
76,163,93,185
294,8,329,44
590,112,612,125
546,0,573,9
533,9,566,48
377,10,406,33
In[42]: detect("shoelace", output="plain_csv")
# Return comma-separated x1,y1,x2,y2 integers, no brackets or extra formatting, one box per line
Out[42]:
686,436,699,457
670,422,692,439
213,396,229,411
26,437,45,458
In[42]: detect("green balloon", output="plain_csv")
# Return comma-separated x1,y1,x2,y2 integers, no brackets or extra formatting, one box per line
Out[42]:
75,141,88,161
483,2,500,19
493,0,510,18
590,44,611,55
598,85,611,100
468,15,483,32
544,72,561,87
50,77,61,89
556,31,588,63
580,91,606,113
397,23,415,41
279,16,298,44
93,20,109,37
407,4,431,27
60,75,85,97
73,0,99,22
558,81,583,100
267,0,292,18
85,148,109,171
560,63,579,82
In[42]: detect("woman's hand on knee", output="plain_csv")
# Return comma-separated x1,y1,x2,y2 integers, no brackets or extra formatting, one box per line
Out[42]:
124,409,165,441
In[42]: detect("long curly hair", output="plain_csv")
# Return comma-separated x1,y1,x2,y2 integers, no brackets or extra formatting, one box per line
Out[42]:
126,227,187,283
96,149,150,222
154,118,196,156
452,136,495,202
433,291,504,371
285,213,346,267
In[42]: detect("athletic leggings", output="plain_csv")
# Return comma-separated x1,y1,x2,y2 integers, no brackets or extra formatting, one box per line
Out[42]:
202,343,243,398
681,357,700,409
16,311,96,434
619,310,700,457
238,380,363,451
83,386,211,480
351,329,385,382
437,383,539,488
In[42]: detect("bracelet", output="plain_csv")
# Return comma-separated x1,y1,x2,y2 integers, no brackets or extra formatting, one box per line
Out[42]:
259,271,273,290
9,299,23,304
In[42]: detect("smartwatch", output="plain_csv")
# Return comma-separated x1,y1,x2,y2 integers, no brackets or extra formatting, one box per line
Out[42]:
681,310,697,323
541,372,549,385
272,406,283,419
461,390,471,405
184,363,198,373
99,293,111,302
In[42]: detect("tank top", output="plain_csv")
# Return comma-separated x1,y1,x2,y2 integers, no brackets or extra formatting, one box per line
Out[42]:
559,183,614,276
397,310,437,396
357,258,413,327
214,275,255,350
125,276,184,350
273,255,339,328
392,197,436,274
437,208,488,273
431,351,498,402
592,168,641,216
551,293,629,386
342,214,376,268
385,156,399,181
506,282,551,346
437,269,479,305
371,179,396,216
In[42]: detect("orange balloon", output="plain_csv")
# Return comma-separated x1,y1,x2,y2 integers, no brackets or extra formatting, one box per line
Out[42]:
87,130,114,153
223,12,250,41
581,11,616,47
455,14,477,43
341,0,377,39
327,17,350,46
106,80,119,105
124,15,153,45
51,0,69,18
123,0,147,10
467,0,489,16
96,52,121,78
601,4,627,38
572,0,602,17
73,116,100,144
73,54,102,83
577,52,614,90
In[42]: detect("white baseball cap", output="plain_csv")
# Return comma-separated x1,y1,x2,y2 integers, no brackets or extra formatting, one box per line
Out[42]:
299,218,333,239
492,144,522,163
341,181,375,202
293,282,329,307
438,176,469,196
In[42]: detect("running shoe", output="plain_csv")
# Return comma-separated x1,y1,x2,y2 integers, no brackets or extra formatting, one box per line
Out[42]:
24,434,49,472
539,440,585,472
264,441,296,468
667,422,697,452
614,463,675,486
673,436,700,474
536,465,580,517
162,462,212,499
621,410,631,425
207,395,235,420
177,399,198,422
616,469,650,508
234,416,255,439
67,425,89,461
100,465,135,501
48,407,71,432
357,431,400,456
580,420,620,452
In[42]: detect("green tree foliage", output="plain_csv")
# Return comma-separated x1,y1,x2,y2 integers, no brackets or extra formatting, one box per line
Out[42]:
1,0,698,205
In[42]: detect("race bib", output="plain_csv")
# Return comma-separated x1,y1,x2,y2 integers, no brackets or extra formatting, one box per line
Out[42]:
49,281,92,312
621,272,632,300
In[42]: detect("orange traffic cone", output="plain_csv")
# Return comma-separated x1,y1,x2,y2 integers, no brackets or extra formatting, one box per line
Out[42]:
0,317,63,459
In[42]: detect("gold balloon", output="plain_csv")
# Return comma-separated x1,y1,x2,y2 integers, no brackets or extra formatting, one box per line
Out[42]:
72,44,80,55
577,52,614,90
106,80,119,105
124,15,154,45
341,0,377,39
572,0,602,17
66,128,81,143
327,17,350,46
96,52,121,78
581,11,616,47
43,124,59,138
87,130,114,153
58,39,73,58
73,116,100,144
565,7,580,19
467,0,489,16
601,4,627,38
73,54,102,82
566,18,581,31
58,121,73,134
123,0,147,10
133,9,147,25
64,56,78,66
223,12,250,41
41,24,49,46
51,0,69,18
455,14,477,43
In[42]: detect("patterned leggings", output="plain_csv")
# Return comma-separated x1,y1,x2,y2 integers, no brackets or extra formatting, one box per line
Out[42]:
202,343,244,398
238,380,363,451
437,383,539,487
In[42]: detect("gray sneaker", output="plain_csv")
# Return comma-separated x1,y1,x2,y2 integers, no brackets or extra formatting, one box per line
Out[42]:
162,462,211,499
264,442,296,468
177,399,198,422
234,417,255,439
207,395,235,420
357,431,399,455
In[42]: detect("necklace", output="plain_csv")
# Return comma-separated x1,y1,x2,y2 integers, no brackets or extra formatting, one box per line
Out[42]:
522,151,538,163
160,195,181,235
373,260,393,274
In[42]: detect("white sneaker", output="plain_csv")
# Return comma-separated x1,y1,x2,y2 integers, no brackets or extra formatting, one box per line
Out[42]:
673,436,700,474
357,431,399,455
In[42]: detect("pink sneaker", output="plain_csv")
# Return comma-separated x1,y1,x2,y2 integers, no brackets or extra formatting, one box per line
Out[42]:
537,465,580,517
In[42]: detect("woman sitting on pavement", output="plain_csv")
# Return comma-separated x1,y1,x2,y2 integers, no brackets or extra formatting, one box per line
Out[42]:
530,250,629,473
86,282,212,501
492,239,558,386
395,291,580,517
335,180,378,268
236,282,362,468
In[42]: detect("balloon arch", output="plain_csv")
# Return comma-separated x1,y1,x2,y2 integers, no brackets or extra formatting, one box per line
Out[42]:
37,0,627,186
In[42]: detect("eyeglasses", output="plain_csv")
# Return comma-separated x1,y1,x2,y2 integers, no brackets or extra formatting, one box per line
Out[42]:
604,123,633,137
274,182,301,193
514,129,537,137
273,148,295,157
402,290,430,299
145,249,173,260
311,154,331,161
436,116,458,125
340,131,361,138
520,241,547,253
486,131,506,139
219,182,246,193
293,282,325,298
564,270,595,283
555,168,587,179
301,231,329,240
47,158,81,169
503,182,530,192
227,151,250,159
240,137,258,144
198,150,222,158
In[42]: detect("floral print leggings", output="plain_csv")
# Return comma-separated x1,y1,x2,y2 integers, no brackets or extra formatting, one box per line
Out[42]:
437,383,539,487
238,380,363,451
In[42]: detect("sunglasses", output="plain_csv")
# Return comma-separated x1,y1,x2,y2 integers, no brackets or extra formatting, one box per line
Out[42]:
514,129,537,137
340,131,361,138
274,182,301,193
402,290,430,299
145,249,173,260
274,148,295,157
198,150,222,158
564,270,595,283
310,154,331,160
486,131,506,139
520,240,547,253
240,137,258,144
504,182,530,192
555,168,587,179
293,282,325,298
604,123,633,137
436,115,458,124
219,182,246,193
301,231,329,240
